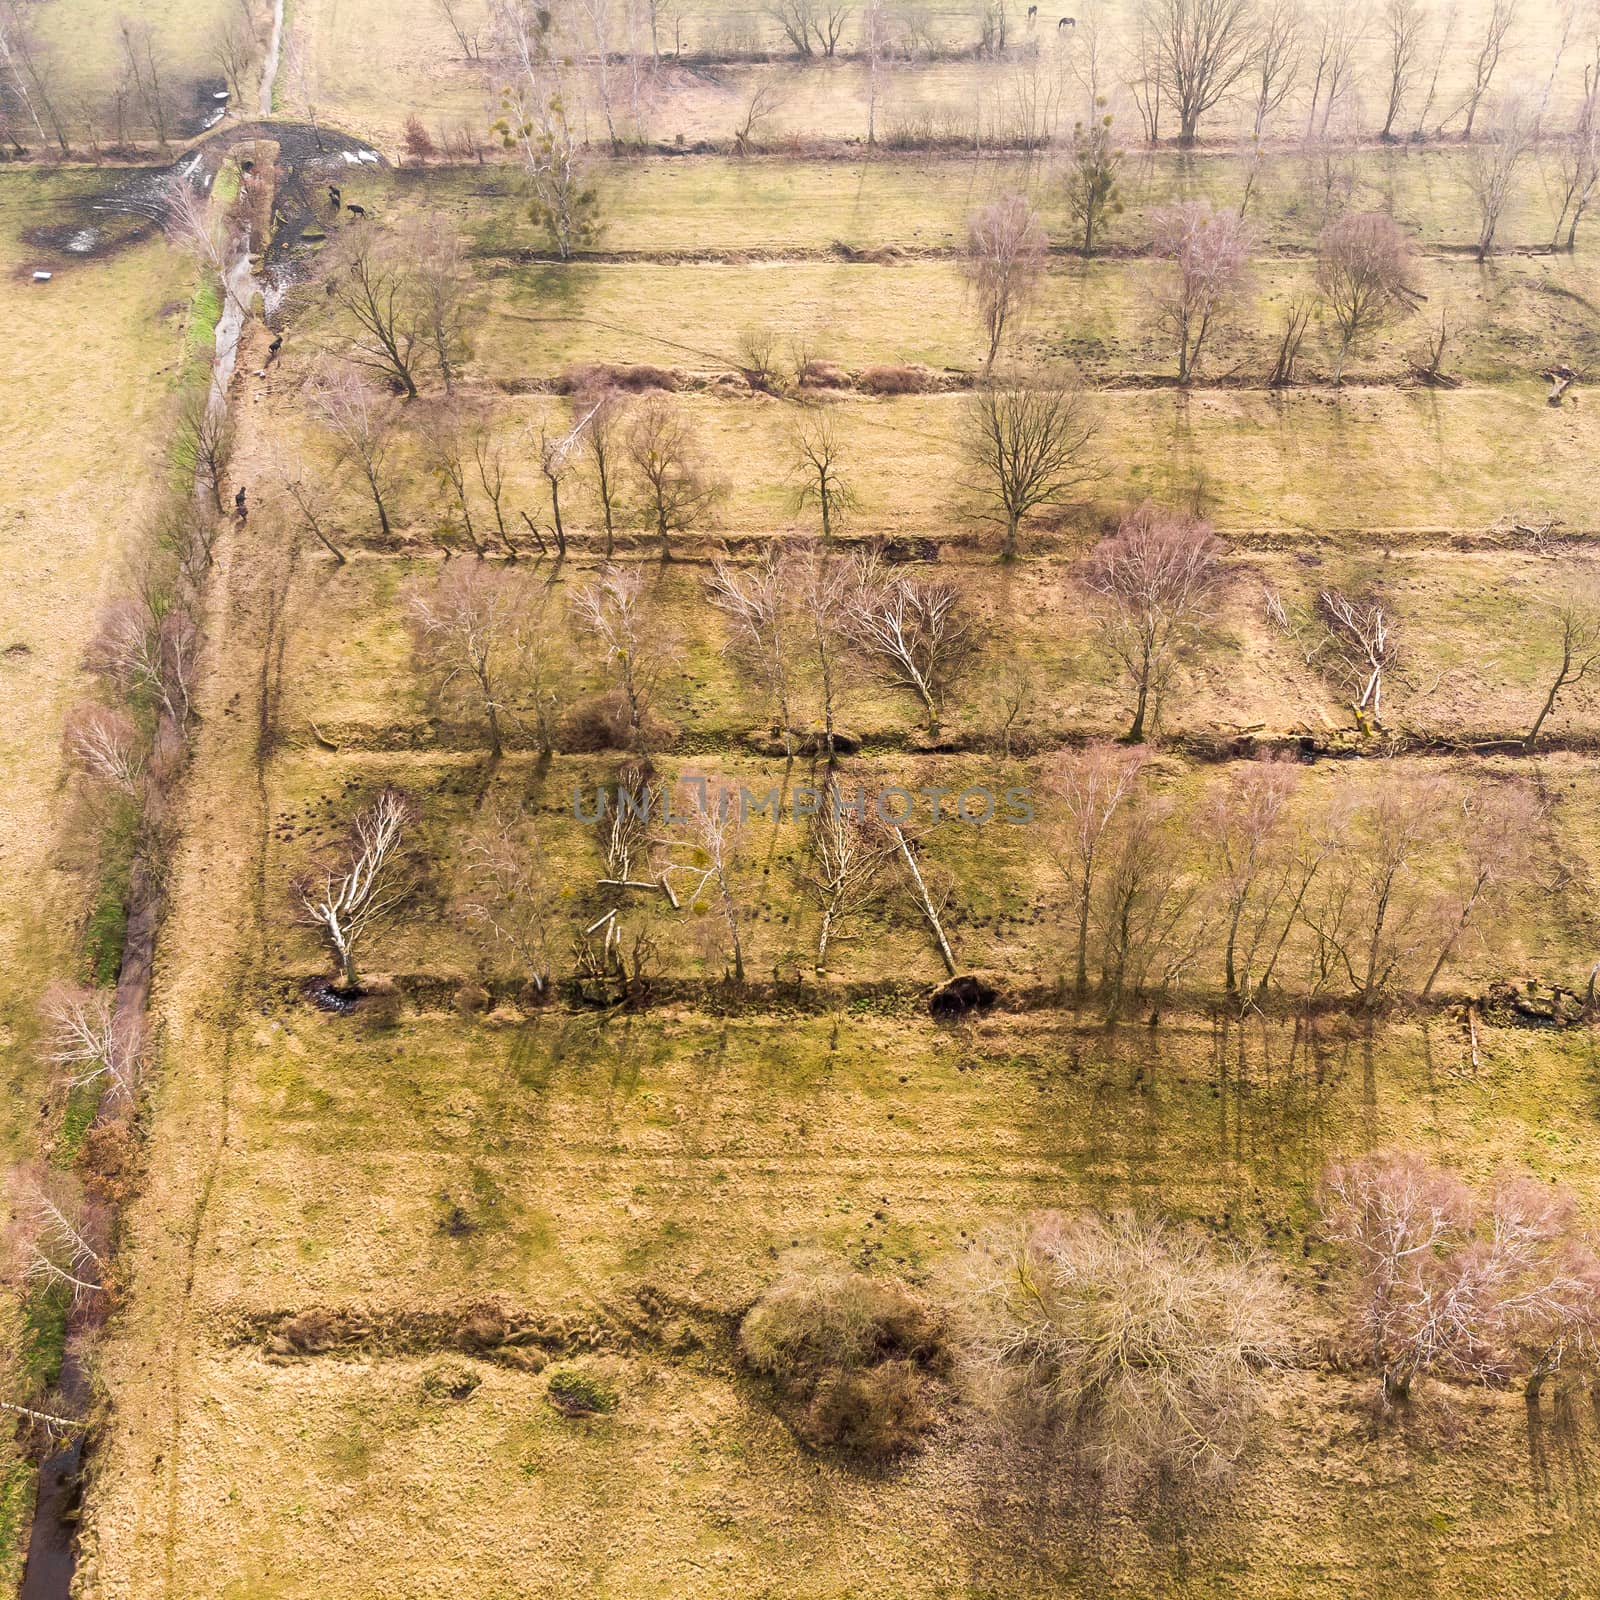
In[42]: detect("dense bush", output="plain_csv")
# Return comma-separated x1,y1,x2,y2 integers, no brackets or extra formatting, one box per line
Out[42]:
739,1259,951,1458
857,363,941,395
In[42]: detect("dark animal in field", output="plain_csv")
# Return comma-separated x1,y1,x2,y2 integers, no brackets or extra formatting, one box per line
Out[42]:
346,203,366,218
929,974,998,1021
1058,14,1074,25
267,334,283,362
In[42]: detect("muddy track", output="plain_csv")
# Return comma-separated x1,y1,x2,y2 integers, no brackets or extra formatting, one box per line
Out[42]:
269,720,1600,766
306,525,1600,566
266,966,1567,1029
226,1286,744,1370
481,239,1574,267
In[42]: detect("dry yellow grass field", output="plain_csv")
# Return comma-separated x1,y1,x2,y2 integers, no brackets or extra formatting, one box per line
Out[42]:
9,0,1600,1595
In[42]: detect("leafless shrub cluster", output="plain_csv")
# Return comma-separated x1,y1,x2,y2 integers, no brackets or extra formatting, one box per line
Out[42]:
408,563,569,756
740,1256,953,1458
1045,745,1539,1017
957,1211,1288,1493
1321,1150,1600,1410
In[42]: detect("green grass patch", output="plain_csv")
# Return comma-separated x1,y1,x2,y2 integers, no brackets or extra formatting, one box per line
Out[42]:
82,797,138,987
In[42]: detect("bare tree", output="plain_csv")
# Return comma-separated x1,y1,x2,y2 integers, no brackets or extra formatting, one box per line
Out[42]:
796,548,858,761
1091,790,1205,1019
117,17,169,147
1083,503,1224,742
788,409,857,541
62,703,144,795
1302,770,1446,1005
310,365,399,539
579,387,627,558
161,176,245,310
324,225,428,398
1377,0,1426,140
87,595,198,735
464,422,514,556
626,395,721,559
1150,202,1251,383
1319,1151,1582,1409
964,379,1097,560
962,194,1048,373
1459,0,1518,137
672,780,748,983
573,564,672,748
863,0,892,145
892,823,957,976
435,0,486,58
418,401,489,555
39,983,144,1106
537,422,576,558
1317,588,1400,730
272,448,345,563
1526,586,1600,751
766,0,819,54
1046,741,1150,1001
1248,0,1303,137
709,551,798,755
408,213,473,392
492,3,601,258
1200,755,1301,1000
849,560,982,738
0,0,70,155
1303,0,1366,136
1551,39,1600,250
459,807,556,995
733,80,787,154
10,1169,105,1306
958,1211,1287,1489
804,779,897,970
1142,0,1258,145
211,12,255,106
1267,295,1314,385
408,564,538,756
174,383,235,514
1467,91,1539,259
1492,1180,1600,1402
1420,779,1539,997
293,788,417,988
1064,110,1124,256
1316,211,1423,383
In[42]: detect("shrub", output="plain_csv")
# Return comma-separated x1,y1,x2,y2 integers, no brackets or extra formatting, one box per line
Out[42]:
420,1358,481,1401
561,690,671,753
958,1212,1287,1494
739,1258,951,1458
556,363,679,395
857,364,940,396
546,1365,617,1415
